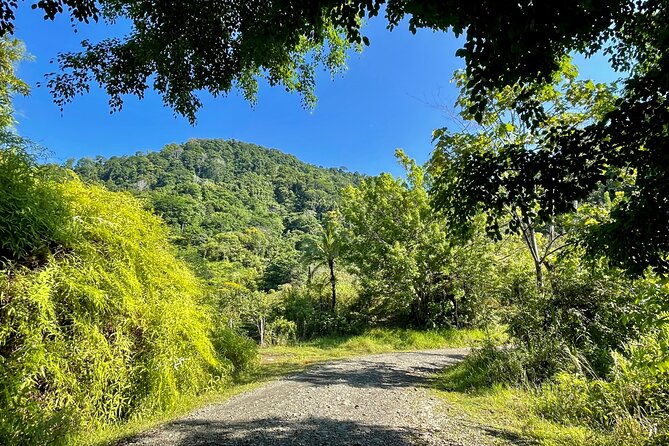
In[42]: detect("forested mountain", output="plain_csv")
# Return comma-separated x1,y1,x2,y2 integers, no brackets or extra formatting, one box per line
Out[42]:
71,139,362,292
73,138,361,241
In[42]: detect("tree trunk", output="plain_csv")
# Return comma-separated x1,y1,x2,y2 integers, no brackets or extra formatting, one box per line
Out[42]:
448,293,460,328
258,317,266,348
328,258,336,311
534,259,544,293
518,219,544,293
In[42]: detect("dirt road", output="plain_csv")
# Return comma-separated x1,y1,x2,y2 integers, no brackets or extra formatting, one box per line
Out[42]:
121,349,520,446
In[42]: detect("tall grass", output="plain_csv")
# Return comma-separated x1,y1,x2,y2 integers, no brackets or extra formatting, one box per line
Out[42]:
431,334,669,446
327,327,504,352
535,332,669,445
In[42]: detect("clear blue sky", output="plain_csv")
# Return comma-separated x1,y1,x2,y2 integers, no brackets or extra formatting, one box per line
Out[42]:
12,8,619,176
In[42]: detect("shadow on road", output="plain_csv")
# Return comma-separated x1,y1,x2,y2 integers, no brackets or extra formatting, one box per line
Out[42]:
129,416,421,446
286,351,467,390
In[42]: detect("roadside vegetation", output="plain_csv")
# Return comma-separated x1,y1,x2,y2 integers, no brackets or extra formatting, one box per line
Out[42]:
2,1,669,443
433,333,669,446
77,327,493,446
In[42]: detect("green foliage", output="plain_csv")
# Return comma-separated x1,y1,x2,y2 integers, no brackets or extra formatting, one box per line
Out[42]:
434,341,527,392
536,332,669,445
0,170,252,444
264,327,502,363
72,139,360,233
211,328,259,377
12,1,643,126
14,0,669,274
265,317,297,346
430,63,617,279
0,134,71,263
502,253,653,379
433,49,669,277
0,37,29,128
302,211,342,310
342,150,507,328
43,2,355,123
334,327,501,352
341,151,451,326
281,282,356,338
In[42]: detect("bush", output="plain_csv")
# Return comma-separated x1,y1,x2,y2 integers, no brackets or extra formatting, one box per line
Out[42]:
0,136,71,264
503,256,645,380
433,340,527,391
281,285,363,338
266,317,297,345
536,333,669,445
212,328,259,375
0,175,232,444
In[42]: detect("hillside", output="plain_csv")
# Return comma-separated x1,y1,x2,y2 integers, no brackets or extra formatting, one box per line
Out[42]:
74,139,361,233
72,138,363,290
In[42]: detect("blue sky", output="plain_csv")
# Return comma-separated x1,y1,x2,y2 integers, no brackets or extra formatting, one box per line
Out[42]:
13,8,619,176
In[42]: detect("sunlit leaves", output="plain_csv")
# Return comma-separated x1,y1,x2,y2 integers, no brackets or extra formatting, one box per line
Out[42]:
430,62,618,247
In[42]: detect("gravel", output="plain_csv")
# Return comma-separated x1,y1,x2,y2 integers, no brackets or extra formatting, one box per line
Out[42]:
120,349,524,446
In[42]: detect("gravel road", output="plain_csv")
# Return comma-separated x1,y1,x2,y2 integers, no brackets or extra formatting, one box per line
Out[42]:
121,349,524,446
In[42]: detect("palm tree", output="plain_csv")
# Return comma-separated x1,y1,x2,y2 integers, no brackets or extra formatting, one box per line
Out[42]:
305,212,341,311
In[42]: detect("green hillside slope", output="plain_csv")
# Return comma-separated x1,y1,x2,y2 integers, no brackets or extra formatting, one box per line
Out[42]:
72,139,362,291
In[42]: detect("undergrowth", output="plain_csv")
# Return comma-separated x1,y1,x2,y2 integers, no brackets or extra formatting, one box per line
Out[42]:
432,337,669,446
0,163,258,445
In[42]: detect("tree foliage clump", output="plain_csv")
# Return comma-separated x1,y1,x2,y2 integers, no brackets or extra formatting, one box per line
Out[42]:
2,1,637,125
341,151,508,328
0,145,247,444
430,62,618,287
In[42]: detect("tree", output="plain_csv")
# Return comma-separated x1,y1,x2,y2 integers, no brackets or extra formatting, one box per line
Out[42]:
341,150,455,326
10,1,668,273
303,211,341,311
0,1,632,121
430,62,618,291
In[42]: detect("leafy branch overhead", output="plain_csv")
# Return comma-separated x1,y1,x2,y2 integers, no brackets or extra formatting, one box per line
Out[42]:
0,1,642,122
7,1,668,274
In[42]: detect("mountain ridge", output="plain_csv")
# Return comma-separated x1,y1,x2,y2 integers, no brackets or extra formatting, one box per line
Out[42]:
72,138,363,250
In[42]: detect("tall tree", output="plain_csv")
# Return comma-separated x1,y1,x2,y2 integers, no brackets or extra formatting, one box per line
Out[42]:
430,62,618,291
341,150,454,326
304,211,341,311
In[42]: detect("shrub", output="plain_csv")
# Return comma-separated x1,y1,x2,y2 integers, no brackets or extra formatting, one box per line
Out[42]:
536,332,669,445
0,175,232,444
434,340,527,391
212,328,259,376
266,317,297,346
503,256,645,380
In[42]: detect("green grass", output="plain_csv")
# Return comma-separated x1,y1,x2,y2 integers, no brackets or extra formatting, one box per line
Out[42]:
432,384,615,446
430,357,640,446
85,327,500,445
